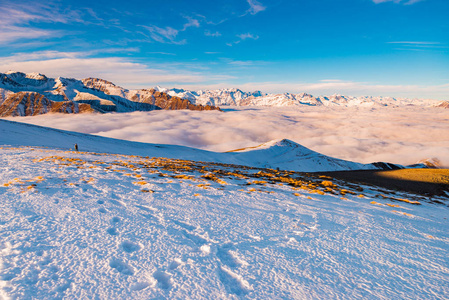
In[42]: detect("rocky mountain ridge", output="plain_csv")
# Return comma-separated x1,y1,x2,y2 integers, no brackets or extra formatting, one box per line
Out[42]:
0,71,220,116
0,92,94,117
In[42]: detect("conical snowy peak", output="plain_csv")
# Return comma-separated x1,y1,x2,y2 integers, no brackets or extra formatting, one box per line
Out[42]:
267,138,312,149
227,139,380,172
235,139,314,154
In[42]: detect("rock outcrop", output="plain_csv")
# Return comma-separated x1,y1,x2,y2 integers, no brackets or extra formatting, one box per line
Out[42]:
0,92,94,117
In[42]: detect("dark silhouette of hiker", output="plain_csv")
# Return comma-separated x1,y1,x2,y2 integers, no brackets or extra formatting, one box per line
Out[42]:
74,143,79,151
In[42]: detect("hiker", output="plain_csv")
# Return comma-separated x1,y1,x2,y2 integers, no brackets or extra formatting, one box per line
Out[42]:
74,143,79,151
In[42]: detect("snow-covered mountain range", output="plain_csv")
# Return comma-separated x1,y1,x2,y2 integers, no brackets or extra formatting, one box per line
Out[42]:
157,86,446,108
1,71,447,117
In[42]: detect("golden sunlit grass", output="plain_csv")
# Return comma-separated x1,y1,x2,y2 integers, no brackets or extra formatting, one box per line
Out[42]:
11,147,441,207
81,177,95,184
173,174,195,180
392,210,414,217
378,194,421,205
249,180,268,185
133,181,148,186
321,180,336,188
201,173,227,185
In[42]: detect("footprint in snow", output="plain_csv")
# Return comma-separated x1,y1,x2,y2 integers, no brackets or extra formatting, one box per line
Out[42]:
152,270,172,290
217,266,252,296
216,244,248,268
106,227,119,235
120,241,140,253
172,219,196,231
109,258,134,276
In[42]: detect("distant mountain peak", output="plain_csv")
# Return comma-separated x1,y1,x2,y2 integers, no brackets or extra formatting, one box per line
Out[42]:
252,139,307,150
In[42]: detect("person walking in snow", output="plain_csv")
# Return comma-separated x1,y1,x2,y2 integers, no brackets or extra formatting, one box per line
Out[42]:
74,143,79,151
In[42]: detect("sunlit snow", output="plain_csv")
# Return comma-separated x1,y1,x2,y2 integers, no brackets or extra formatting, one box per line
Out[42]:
0,123,448,299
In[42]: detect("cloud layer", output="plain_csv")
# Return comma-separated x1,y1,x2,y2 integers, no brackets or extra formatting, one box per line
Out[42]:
6,106,449,167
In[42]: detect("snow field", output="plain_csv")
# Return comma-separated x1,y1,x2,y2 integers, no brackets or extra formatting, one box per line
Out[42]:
0,147,448,299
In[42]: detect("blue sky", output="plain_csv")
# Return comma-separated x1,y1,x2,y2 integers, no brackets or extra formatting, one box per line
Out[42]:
0,0,448,99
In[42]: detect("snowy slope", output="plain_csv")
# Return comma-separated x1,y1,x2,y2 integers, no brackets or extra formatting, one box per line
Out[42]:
0,119,381,172
0,144,448,299
227,139,378,171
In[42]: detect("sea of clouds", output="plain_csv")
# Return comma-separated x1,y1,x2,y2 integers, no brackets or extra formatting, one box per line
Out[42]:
6,106,449,167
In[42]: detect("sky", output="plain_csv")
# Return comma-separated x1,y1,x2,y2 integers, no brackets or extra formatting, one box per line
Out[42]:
0,0,448,99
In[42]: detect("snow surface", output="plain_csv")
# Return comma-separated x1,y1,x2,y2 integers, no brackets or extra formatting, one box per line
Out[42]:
1,119,449,299
0,144,448,299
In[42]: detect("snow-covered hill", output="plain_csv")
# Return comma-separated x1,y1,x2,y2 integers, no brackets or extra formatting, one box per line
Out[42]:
0,119,397,172
1,133,448,298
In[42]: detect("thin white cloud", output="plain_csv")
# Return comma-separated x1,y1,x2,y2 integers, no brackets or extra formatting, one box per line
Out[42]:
0,51,235,88
3,48,139,61
218,57,266,67
0,1,100,43
246,0,266,15
387,41,447,51
228,33,259,46
147,52,177,56
388,41,440,45
0,3,77,26
141,25,185,44
205,30,222,37
237,33,259,40
372,0,424,4
0,26,60,43
182,17,200,31
141,16,200,45
388,42,447,52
